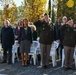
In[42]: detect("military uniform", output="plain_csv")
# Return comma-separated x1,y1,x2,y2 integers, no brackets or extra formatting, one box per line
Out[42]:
60,24,76,68
39,21,54,67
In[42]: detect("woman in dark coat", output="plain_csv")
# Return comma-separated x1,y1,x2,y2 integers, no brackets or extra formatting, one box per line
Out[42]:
18,18,32,66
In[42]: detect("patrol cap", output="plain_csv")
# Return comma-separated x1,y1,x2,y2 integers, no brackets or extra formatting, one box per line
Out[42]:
62,16,67,20
44,13,48,16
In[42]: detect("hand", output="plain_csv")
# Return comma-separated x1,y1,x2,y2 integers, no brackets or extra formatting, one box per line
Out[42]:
30,43,32,46
15,36,18,39
58,40,60,43
18,44,20,47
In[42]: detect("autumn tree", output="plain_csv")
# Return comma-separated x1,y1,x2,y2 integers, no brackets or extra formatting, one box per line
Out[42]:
22,0,47,22
57,0,76,21
0,0,19,23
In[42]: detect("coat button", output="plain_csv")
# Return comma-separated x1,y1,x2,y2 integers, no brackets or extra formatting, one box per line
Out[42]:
43,28,44,30
46,33,48,35
70,37,72,39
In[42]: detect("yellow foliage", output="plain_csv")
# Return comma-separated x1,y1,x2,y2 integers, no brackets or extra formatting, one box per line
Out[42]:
0,0,19,23
23,0,47,22
66,0,74,8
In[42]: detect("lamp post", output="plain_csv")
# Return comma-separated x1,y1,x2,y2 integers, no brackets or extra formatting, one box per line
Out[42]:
48,0,51,17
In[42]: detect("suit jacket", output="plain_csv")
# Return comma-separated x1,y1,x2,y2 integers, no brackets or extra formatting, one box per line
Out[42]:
39,21,54,45
18,26,32,44
60,24,76,47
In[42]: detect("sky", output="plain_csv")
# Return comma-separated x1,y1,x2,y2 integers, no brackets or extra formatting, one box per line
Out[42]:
0,0,49,10
14,0,24,7
0,0,24,9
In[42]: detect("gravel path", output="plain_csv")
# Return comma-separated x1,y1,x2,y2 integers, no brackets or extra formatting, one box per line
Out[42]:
0,61,75,75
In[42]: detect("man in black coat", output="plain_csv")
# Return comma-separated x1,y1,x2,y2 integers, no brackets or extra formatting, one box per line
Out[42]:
39,14,54,69
1,20,14,64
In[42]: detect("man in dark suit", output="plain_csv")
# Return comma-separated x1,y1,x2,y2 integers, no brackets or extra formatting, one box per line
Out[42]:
1,20,14,64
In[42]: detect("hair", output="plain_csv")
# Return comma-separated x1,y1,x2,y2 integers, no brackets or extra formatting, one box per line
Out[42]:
23,18,28,26
29,22,33,25
14,22,18,26
23,18,28,22
4,20,9,24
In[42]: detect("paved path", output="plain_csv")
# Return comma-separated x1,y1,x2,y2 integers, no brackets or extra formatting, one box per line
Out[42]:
0,61,75,75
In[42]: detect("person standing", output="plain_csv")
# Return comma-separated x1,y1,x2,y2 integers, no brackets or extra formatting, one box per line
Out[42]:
60,16,68,43
31,25,37,41
60,19,76,70
13,23,19,40
18,18,32,66
1,20,14,64
59,16,68,61
54,18,62,60
39,14,54,69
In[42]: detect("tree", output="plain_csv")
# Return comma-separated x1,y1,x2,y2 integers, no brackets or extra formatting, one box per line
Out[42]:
22,0,47,22
0,0,19,23
57,0,76,21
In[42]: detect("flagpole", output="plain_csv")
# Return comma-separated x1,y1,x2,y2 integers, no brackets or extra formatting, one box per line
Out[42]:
48,0,51,17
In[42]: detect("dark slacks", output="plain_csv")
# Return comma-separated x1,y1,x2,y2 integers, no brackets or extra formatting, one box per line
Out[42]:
64,46,74,67
17,47,21,59
57,44,63,60
3,47,12,63
40,44,51,67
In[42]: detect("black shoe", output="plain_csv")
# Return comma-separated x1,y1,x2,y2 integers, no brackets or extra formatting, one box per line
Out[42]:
64,67,69,71
7,61,12,65
1,60,6,63
69,67,76,70
42,65,47,69
21,65,25,67
45,65,50,69
42,66,46,69
27,60,30,65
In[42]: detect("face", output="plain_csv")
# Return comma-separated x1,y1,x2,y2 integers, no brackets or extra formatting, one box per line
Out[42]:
62,18,67,24
44,15,49,23
68,20,73,27
14,24,18,28
23,19,28,27
58,18,61,23
4,22,8,27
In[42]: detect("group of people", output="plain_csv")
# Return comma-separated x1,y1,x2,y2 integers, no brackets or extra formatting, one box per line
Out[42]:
0,13,76,71
39,14,76,70
1,19,37,66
